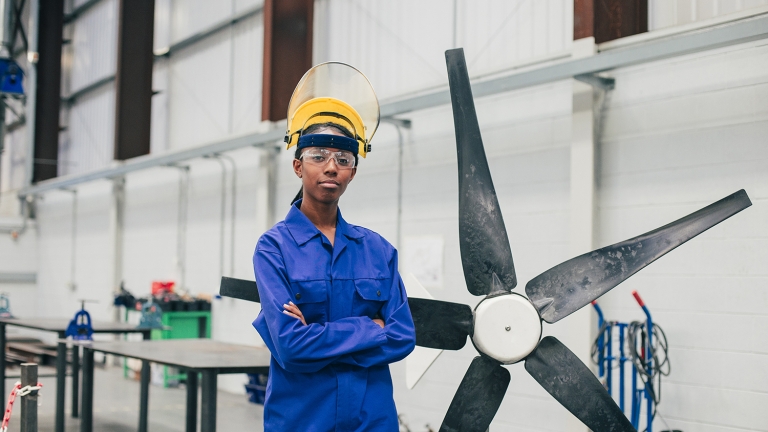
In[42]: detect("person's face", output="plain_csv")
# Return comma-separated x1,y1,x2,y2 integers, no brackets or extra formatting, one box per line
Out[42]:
292,128,357,205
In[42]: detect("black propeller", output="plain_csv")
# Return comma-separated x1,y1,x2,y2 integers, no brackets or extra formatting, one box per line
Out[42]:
525,337,635,432
526,189,751,323
220,276,259,302
447,48,516,296
408,298,473,350
440,356,510,432
436,47,755,432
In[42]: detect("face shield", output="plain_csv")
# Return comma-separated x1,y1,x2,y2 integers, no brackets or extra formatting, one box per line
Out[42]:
285,62,380,158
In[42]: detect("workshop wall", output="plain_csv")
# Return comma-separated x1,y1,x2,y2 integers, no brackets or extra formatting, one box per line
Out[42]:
650,0,768,29
59,0,118,176
596,39,768,431
315,0,572,101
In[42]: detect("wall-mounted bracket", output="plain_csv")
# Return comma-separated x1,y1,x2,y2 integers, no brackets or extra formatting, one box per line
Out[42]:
574,73,615,91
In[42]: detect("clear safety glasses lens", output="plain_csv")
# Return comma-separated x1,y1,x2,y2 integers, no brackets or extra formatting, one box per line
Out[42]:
300,149,356,169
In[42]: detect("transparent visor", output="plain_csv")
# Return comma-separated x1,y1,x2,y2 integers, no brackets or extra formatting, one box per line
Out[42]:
286,62,380,143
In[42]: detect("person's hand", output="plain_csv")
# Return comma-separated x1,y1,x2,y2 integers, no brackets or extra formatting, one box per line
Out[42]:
372,318,385,328
283,302,306,325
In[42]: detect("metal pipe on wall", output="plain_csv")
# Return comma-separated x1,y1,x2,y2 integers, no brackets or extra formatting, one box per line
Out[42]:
217,153,237,277
173,165,190,292
66,188,77,291
110,177,126,324
24,0,38,192
382,118,412,252
0,94,5,193
205,155,228,280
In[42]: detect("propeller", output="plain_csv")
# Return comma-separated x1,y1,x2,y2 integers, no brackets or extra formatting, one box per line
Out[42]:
525,337,635,432
408,297,473,350
220,276,259,302
427,47,751,432
526,189,752,323
441,356,510,432
447,47,516,296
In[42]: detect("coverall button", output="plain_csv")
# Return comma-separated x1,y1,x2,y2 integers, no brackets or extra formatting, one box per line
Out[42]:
296,293,302,300
376,290,381,296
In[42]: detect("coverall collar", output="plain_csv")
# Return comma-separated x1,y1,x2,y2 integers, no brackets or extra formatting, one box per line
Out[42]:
286,200,364,247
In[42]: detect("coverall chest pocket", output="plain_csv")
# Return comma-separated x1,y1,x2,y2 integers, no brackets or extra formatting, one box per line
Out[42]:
288,280,328,324
353,278,390,318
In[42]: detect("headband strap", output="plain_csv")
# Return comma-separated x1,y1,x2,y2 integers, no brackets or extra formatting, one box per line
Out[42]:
297,134,358,155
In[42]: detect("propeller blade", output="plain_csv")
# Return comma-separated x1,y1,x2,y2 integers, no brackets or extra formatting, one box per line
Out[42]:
446,48,516,296
439,356,510,432
526,189,751,323
408,297,473,350
219,277,260,303
525,337,636,432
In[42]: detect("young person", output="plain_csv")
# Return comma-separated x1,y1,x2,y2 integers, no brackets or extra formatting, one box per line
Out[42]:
252,62,416,431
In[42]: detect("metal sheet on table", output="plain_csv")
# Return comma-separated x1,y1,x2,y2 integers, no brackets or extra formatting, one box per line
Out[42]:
70,339,272,371
0,318,146,333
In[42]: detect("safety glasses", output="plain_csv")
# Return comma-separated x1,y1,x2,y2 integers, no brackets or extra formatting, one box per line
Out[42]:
299,148,356,169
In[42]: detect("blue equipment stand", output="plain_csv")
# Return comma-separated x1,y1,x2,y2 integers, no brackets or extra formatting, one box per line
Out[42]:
632,291,654,432
593,292,661,432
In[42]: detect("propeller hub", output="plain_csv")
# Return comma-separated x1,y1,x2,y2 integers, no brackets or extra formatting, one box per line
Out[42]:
472,293,542,364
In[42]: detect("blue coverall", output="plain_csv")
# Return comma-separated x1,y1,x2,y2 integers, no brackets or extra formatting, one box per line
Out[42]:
253,201,416,431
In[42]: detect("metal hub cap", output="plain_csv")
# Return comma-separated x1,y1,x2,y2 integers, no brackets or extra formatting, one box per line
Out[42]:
472,293,542,364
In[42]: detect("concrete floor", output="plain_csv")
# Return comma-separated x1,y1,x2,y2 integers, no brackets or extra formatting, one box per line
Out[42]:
4,366,264,432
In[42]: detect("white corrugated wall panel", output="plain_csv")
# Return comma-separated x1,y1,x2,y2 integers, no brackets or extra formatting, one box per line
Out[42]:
61,84,116,176
318,0,572,102
318,0,454,101
231,12,263,135
151,60,171,154
35,181,115,321
595,39,768,431
67,0,118,93
155,0,173,51
171,0,233,43
167,12,263,150
459,0,571,77
235,0,263,14
650,0,768,30
167,30,232,150
0,126,26,195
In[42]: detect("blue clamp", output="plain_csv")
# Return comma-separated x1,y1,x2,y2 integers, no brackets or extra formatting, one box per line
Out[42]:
66,307,94,340
0,58,24,95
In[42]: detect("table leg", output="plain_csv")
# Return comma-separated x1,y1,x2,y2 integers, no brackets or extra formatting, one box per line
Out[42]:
80,347,94,432
0,323,6,408
200,370,217,432
139,360,150,432
56,338,66,432
72,344,80,418
185,370,198,432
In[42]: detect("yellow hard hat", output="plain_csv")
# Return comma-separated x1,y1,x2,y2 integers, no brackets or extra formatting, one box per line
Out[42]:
285,62,380,158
